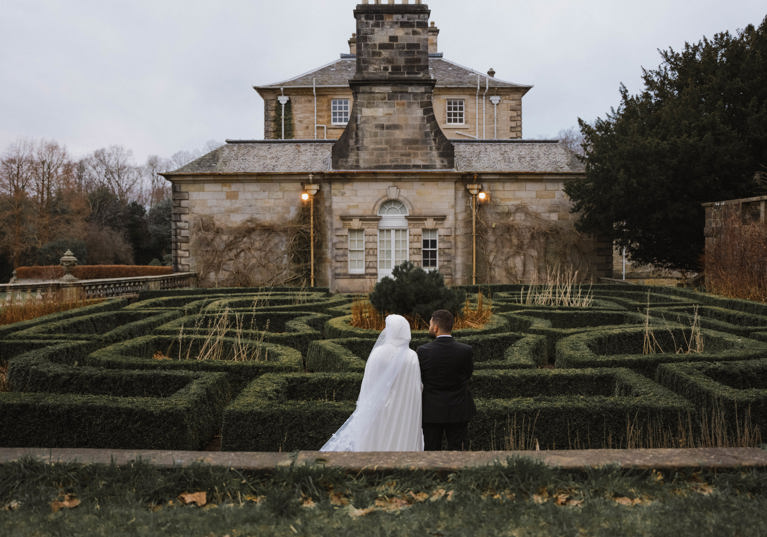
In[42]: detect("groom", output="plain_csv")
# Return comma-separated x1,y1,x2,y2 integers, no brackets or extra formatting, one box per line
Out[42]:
416,309,476,451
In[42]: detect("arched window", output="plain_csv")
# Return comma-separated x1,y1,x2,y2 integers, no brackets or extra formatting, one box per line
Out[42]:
378,200,408,279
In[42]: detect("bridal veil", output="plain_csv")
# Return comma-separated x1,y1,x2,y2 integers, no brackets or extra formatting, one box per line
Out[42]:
320,314,424,451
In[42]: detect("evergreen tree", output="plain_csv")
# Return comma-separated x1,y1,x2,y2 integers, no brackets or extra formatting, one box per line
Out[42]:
566,16,767,271
370,261,465,323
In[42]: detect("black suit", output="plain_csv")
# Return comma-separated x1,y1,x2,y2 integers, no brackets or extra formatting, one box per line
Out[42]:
416,336,476,450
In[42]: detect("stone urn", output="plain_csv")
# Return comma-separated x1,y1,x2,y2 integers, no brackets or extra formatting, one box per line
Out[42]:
59,249,79,282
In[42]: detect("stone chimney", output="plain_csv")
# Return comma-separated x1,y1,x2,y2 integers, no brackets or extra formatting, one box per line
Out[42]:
348,33,357,56
332,2,454,170
428,21,439,54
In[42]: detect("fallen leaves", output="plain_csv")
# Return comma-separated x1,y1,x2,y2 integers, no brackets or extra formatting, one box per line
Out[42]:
152,351,171,360
344,488,455,518
51,494,80,513
178,491,207,507
3,500,21,511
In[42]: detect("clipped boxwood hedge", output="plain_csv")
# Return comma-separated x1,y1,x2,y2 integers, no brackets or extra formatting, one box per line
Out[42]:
3,284,767,452
222,373,359,451
323,312,510,340
221,368,692,451
152,310,330,355
1,342,229,450
305,331,546,372
649,305,767,338
471,367,693,450
0,298,127,338
656,358,767,437
87,335,303,393
6,310,182,344
555,326,767,377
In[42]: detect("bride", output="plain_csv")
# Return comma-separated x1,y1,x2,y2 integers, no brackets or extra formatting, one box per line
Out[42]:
320,314,424,451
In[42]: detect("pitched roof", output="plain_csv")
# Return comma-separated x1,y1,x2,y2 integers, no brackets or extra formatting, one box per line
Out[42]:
164,140,582,176
165,141,334,175
254,56,531,93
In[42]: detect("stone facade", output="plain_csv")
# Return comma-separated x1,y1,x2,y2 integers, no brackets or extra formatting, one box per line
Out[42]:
333,4,453,169
164,2,610,291
256,8,529,142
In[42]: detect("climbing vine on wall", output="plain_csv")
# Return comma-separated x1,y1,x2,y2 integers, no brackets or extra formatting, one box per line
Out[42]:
190,205,322,287
477,204,596,283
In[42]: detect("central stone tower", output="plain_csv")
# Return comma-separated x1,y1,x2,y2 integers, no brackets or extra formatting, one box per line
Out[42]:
331,1,454,170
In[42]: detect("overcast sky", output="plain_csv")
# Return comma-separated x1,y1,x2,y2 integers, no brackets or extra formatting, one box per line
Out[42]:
1,0,765,165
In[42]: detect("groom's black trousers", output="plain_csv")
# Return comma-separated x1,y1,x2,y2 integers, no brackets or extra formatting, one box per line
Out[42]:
423,422,469,451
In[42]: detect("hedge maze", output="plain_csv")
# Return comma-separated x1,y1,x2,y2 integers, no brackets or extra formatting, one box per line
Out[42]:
1,285,766,451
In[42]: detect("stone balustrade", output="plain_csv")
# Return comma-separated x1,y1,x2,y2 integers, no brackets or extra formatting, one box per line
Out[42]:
0,272,198,303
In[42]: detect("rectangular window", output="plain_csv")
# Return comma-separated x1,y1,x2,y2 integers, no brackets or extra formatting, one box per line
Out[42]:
331,99,350,125
348,229,364,274
446,99,465,125
422,229,438,269
378,228,408,278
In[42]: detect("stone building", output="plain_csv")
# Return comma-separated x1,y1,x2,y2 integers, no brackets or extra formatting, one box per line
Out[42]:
255,18,529,142
164,1,610,292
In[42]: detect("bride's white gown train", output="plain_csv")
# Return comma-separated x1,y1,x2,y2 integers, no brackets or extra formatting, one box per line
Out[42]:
320,314,424,452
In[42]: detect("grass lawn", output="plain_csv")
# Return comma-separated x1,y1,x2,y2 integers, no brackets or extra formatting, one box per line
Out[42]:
2,456,766,536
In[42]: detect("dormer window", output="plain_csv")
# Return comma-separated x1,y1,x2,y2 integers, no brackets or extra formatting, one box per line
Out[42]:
446,99,465,125
331,99,350,125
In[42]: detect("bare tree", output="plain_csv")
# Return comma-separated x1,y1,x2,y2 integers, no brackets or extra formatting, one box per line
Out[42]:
80,146,142,202
143,155,172,207
557,126,586,157
31,140,73,246
0,139,36,267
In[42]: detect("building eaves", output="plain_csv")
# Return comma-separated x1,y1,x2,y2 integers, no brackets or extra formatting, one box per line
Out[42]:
454,140,584,174
163,139,583,176
254,58,356,90
163,141,334,176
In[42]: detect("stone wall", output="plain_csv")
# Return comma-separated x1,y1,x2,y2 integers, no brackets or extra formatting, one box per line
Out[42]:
171,177,312,286
332,3,454,169
262,85,525,142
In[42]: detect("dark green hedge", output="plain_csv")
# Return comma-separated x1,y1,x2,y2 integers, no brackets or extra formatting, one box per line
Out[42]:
134,286,330,301
0,370,229,450
649,305,767,338
87,335,303,393
500,310,647,364
197,293,352,314
6,310,182,344
152,310,330,355
222,373,358,451
0,298,127,338
656,359,767,437
556,326,767,377
305,338,368,372
322,312,510,340
0,339,86,361
8,345,201,398
305,332,544,372
221,368,692,451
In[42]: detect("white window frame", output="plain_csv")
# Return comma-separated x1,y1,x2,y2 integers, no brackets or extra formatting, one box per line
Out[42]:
422,229,438,270
348,229,365,274
331,98,350,125
446,99,465,125
377,200,409,280
378,228,409,280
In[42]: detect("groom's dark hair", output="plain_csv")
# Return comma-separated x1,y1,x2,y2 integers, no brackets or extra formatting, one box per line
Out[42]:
431,309,454,333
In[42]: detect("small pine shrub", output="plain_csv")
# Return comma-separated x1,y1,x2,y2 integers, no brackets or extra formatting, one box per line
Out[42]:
369,261,465,324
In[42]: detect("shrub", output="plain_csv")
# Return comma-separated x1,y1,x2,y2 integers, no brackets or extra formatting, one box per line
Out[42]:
369,261,465,324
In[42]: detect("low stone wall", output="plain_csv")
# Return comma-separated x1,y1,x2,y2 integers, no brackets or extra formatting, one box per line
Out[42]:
1,272,198,302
